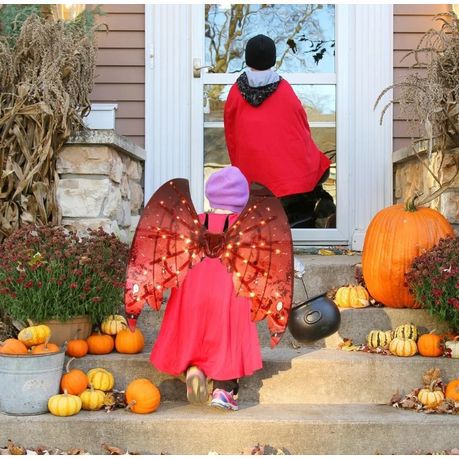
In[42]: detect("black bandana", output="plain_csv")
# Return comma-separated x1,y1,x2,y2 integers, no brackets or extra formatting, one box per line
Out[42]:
236,72,282,107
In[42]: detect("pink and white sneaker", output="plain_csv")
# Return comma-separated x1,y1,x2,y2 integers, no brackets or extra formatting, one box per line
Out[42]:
210,388,239,411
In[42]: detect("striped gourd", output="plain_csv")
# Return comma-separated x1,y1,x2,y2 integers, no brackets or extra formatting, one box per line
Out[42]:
48,390,82,416
389,337,417,357
394,324,418,341
80,387,105,411
87,368,115,391
367,330,393,348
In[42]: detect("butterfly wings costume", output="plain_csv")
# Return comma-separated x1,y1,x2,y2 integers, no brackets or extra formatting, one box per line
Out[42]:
124,179,293,348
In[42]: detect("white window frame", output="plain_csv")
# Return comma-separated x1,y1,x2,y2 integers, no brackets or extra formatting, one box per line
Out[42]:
144,4,393,250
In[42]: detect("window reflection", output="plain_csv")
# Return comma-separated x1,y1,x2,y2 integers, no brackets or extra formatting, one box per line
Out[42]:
205,4,335,74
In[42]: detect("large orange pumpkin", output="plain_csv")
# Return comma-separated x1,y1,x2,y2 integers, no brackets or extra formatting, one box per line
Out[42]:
362,197,454,308
0,338,28,355
125,379,161,414
31,340,60,354
115,328,145,354
87,332,114,355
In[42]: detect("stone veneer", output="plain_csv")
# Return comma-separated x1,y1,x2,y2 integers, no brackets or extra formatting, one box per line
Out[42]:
393,143,458,233
56,129,145,243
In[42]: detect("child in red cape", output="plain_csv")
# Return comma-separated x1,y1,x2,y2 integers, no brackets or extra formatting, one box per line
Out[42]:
150,167,262,411
224,34,335,228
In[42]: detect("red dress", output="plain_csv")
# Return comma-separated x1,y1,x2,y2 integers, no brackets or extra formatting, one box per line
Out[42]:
150,212,263,381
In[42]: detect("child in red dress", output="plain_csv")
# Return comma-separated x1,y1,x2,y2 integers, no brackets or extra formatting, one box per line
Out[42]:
150,167,262,410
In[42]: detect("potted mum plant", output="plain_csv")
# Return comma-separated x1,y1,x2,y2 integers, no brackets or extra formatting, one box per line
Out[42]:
0,225,129,345
406,236,459,333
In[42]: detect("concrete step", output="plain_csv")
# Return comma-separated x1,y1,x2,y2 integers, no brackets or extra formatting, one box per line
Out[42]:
138,305,451,350
137,254,360,348
69,348,459,405
2,403,458,454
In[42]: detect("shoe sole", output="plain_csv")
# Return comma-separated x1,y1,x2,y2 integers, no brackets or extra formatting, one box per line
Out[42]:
186,370,209,404
210,399,238,411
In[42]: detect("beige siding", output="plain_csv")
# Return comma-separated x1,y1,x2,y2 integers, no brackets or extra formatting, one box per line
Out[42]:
90,5,145,147
393,4,450,151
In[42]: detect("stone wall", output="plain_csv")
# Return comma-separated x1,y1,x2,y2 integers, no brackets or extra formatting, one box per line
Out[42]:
56,130,145,243
393,145,459,232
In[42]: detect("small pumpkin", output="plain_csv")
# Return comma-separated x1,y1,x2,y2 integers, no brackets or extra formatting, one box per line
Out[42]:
389,337,417,357
125,378,161,414
101,315,128,336
445,380,459,402
115,328,145,354
48,389,82,417
80,386,106,411
367,330,393,349
362,196,454,308
394,323,418,342
87,367,115,391
66,339,89,358
418,387,445,408
0,338,28,355
417,332,443,357
334,284,370,308
31,338,60,355
60,357,89,395
445,336,459,359
18,324,51,348
87,332,114,355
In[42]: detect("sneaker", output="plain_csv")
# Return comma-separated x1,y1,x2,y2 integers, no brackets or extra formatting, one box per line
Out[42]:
210,388,238,411
185,366,209,404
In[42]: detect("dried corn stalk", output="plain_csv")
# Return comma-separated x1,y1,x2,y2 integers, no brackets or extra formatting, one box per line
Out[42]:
0,15,97,241
375,12,459,206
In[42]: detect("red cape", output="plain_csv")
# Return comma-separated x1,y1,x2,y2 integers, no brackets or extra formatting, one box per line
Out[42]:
224,79,331,197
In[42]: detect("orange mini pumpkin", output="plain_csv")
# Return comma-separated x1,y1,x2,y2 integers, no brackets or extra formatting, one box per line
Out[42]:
362,197,454,308
31,340,60,354
87,332,114,355
0,338,28,355
445,380,459,403
115,328,145,354
60,357,89,395
125,378,161,414
417,332,443,357
66,339,89,358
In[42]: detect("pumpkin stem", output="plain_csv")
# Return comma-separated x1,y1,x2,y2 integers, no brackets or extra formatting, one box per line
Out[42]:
404,193,423,212
125,400,136,411
65,357,76,373
26,319,35,327
63,389,69,396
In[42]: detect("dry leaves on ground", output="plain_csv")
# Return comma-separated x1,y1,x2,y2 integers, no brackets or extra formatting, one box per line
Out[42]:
338,338,392,355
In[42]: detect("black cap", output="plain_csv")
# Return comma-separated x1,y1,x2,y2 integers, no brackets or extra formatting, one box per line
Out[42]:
245,34,276,70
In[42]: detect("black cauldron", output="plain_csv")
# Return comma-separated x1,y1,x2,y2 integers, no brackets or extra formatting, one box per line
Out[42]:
288,293,341,343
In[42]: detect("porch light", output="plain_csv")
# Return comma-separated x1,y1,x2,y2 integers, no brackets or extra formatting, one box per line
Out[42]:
51,4,85,22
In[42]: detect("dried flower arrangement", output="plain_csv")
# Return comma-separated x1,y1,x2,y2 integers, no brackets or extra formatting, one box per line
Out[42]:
375,11,459,206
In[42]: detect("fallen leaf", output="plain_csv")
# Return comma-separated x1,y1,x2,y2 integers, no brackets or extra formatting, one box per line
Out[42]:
318,249,335,256
8,441,26,455
67,448,87,455
102,444,124,455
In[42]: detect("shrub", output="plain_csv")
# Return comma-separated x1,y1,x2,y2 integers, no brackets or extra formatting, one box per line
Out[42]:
0,225,129,324
406,236,459,331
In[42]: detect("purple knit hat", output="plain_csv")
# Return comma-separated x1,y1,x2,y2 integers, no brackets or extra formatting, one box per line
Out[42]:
205,166,249,213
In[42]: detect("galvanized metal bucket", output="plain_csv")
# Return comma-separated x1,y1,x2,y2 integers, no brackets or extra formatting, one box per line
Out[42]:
0,351,65,415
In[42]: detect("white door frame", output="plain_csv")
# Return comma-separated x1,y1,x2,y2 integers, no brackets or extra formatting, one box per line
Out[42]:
144,4,393,250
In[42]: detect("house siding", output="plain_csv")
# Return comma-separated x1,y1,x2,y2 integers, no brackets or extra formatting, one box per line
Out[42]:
393,4,450,151
90,5,452,152
90,4,145,147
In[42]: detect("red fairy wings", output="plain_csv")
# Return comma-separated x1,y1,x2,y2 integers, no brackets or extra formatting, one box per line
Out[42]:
124,179,293,347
